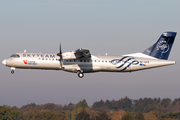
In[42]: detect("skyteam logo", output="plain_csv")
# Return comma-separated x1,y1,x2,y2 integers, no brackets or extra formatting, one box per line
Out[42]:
157,40,169,53
111,56,139,71
23,60,38,65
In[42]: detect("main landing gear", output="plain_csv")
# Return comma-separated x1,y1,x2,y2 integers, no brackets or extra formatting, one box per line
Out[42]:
77,70,84,78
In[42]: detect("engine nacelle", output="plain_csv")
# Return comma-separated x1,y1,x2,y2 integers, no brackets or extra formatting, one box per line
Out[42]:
62,51,76,59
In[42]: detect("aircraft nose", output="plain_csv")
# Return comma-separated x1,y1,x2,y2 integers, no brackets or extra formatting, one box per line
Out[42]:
2,59,6,65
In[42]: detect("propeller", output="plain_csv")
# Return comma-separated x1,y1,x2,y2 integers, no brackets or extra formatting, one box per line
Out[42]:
57,43,63,69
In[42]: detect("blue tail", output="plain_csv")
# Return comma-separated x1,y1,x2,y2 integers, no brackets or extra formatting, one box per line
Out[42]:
143,32,177,60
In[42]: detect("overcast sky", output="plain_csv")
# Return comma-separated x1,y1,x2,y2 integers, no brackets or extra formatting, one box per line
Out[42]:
0,0,180,107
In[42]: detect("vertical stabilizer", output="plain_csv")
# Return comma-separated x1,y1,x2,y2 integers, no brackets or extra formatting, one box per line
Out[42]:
143,32,177,60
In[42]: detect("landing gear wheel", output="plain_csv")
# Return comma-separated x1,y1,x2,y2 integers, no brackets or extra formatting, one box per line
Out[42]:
78,73,84,78
77,70,84,78
78,72,84,78
11,70,14,74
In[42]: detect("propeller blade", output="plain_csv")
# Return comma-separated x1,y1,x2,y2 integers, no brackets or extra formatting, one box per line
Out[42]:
59,43,63,69
60,43,62,55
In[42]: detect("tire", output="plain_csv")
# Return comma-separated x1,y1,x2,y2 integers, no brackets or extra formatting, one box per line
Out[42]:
11,70,14,74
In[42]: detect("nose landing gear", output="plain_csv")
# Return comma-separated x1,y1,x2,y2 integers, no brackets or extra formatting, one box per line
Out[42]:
11,70,14,74
77,70,84,78
11,67,15,74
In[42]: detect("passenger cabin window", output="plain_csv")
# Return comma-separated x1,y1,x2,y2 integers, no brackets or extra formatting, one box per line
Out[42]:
10,54,20,58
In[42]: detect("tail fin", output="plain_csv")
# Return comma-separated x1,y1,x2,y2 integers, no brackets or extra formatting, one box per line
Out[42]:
143,32,177,60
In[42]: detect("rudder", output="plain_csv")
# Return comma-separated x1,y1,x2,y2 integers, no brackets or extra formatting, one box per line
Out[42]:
143,32,177,60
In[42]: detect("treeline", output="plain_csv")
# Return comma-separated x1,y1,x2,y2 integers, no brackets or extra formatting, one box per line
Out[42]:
92,97,180,113
1,97,180,120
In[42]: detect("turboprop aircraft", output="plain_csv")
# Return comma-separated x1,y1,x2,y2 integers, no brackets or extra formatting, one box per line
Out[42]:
2,32,177,78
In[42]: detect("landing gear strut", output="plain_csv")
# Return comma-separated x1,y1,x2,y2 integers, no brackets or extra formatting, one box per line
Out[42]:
77,70,84,78
11,67,15,74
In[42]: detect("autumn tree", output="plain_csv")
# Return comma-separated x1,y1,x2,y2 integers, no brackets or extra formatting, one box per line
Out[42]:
163,118,172,120
150,111,162,120
57,112,66,120
111,110,126,120
42,103,56,111
143,113,157,120
95,110,111,120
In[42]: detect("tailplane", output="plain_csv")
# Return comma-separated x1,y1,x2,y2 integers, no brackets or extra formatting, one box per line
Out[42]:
143,32,177,60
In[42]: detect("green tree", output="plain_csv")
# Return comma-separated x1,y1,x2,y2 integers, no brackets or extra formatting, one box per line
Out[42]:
71,110,76,120
63,105,69,111
21,103,37,110
34,110,43,120
82,99,88,108
42,103,55,111
65,110,71,120
133,98,156,112
68,103,75,111
42,110,57,120
75,109,90,120
111,99,117,110
105,100,111,109
118,96,132,111
121,113,133,120
150,111,162,120
134,111,145,120
161,98,171,107
27,110,36,120
76,99,88,110
161,112,180,119
0,106,21,120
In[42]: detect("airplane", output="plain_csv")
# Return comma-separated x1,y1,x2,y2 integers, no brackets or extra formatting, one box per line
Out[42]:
2,32,177,78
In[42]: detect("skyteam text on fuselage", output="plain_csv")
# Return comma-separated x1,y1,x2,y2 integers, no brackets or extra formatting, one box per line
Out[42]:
2,32,177,78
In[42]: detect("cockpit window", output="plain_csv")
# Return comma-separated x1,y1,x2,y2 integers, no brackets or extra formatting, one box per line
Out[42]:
10,54,20,58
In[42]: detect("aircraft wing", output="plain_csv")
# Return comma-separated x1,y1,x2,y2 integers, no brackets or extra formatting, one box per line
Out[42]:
74,48,91,58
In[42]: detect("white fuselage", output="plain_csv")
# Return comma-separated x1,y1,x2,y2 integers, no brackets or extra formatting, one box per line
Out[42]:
3,52,175,73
